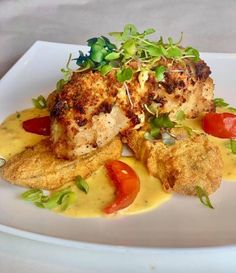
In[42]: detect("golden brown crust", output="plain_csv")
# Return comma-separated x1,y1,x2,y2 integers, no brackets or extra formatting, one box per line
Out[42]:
48,58,214,159
1,137,122,190
125,129,222,195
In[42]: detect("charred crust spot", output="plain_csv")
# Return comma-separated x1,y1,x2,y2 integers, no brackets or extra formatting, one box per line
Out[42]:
93,101,113,116
153,96,166,106
161,81,176,94
126,110,140,126
75,103,85,114
195,60,211,80
190,79,196,85
76,118,87,127
146,91,156,104
50,100,66,118
178,80,185,88
92,142,98,148
97,101,113,114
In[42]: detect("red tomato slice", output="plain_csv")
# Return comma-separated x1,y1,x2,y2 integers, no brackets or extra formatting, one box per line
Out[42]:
22,116,50,136
202,112,236,138
104,160,140,214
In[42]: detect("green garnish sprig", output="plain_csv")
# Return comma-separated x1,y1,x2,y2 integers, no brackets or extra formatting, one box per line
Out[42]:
71,24,200,85
56,53,74,91
21,187,77,211
214,98,236,113
32,95,47,109
195,186,214,209
144,113,176,145
75,175,89,194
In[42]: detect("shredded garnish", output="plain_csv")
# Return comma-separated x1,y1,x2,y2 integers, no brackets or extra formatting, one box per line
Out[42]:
123,82,134,108
75,175,89,194
195,186,214,209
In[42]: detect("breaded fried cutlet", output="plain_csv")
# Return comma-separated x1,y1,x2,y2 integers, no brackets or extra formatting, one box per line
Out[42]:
48,59,214,160
124,128,222,195
1,136,122,190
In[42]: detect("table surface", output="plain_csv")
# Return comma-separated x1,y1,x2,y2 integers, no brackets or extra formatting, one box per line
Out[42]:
1,0,236,272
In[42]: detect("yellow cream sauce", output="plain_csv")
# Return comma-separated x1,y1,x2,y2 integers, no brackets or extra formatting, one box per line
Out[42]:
0,108,171,217
0,108,48,159
56,157,171,217
0,107,235,217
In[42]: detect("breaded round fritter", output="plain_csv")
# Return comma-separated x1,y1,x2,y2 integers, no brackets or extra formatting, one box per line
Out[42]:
49,59,214,159
1,137,122,190
124,128,222,195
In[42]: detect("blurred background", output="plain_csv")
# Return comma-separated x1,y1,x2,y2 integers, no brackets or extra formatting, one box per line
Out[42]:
0,0,236,78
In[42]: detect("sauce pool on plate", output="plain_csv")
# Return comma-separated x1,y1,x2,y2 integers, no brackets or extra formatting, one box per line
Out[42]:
0,108,171,217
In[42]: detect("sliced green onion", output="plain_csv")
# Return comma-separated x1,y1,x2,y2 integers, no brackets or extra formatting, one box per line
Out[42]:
214,98,229,108
228,107,236,113
214,98,236,113
21,189,44,202
60,191,77,211
76,176,89,194
195,186,214,209
230,139,236,154
44,187,71,209
21,186,77,212
32,95,47,109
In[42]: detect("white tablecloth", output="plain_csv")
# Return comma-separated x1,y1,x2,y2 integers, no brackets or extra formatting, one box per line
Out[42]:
1,0,236,272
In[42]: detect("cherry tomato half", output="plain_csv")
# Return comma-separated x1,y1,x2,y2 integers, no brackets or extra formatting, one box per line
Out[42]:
22,116,50,136
202,112,236,138
104,160,140,214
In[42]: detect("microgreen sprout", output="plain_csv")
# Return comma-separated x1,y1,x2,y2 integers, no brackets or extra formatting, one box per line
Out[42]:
70,24,199,86
56,53,73,91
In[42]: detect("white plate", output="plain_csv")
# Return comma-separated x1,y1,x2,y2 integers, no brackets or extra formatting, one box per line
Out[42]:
0,41,236,250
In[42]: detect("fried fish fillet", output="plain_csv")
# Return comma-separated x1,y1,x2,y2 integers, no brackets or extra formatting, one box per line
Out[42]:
1,137,122,190
124,128,222,195
48,59,214,159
